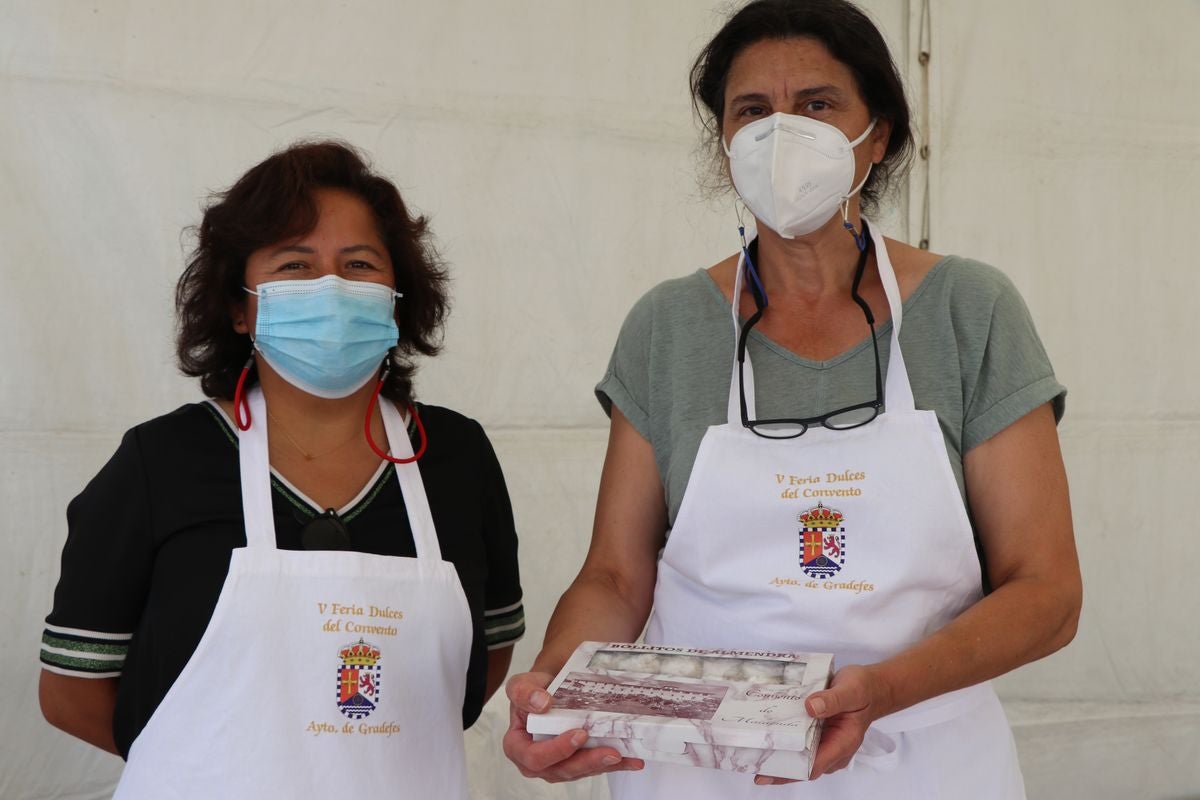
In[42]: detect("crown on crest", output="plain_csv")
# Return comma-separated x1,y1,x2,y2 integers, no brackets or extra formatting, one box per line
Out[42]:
339,639,381,667
798,503,843,528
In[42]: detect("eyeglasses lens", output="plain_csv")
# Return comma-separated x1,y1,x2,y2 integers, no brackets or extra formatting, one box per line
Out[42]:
822,405,880,430
751,422,808,439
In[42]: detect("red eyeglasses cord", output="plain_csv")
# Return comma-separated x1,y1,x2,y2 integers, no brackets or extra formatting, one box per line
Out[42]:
232,362,426,463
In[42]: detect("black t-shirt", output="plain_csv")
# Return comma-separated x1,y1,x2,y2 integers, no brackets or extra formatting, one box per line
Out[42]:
41,401,524,758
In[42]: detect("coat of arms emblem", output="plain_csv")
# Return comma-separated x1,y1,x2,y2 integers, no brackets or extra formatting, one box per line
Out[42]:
798,503,846,579
337,639,382,720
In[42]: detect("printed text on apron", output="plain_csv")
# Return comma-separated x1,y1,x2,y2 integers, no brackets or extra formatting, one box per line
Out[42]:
113,387,473,800
610,223,1025,799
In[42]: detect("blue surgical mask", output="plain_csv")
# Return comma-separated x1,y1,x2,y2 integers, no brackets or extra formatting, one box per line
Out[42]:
245,275,401,399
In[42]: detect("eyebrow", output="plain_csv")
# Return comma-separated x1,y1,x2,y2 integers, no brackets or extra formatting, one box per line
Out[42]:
339,244,385,258
268,244,385,258
728,85,846,106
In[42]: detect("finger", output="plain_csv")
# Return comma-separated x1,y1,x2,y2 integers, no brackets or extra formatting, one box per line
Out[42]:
810,716,866,778
506,700,526,733
810,739,858,778
827,756,853,775
541,755,644,783
811,741,847,775
538,748,643,782
515,729,592,773
753,774,798,785
504,730,635,781
813,753,853,779
505,672,555,713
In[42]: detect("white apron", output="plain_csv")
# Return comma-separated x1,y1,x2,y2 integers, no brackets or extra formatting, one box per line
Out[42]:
113,387,473,800
610,224,1025,799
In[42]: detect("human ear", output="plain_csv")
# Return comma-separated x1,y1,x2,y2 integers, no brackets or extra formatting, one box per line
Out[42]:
231,296,249,335
231,264,252,334
870,118,893,164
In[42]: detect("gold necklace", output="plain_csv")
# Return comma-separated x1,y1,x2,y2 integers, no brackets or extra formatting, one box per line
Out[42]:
267,409,362,461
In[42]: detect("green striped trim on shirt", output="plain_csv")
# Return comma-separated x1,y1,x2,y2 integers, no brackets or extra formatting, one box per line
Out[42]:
484,601,525,650
40,625,130,677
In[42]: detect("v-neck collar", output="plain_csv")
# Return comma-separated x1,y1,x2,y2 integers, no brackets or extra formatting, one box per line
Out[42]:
202,400,397,520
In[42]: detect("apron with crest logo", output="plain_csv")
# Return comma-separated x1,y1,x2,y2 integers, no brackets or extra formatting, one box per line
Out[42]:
113,387,472,799
610,223,1026,799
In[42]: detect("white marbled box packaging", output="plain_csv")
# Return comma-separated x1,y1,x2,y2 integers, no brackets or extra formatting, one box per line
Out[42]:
526,641,834,781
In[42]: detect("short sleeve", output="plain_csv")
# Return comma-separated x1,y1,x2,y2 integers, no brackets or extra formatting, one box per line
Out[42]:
41,428,154,678
595,290,656,440
960,269,1067,451
473,422,525,650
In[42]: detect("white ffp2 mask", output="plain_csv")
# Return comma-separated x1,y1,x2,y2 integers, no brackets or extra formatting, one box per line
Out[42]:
725,112,876,239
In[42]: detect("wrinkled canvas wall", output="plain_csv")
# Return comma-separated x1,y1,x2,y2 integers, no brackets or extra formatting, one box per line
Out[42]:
1,1,1197,798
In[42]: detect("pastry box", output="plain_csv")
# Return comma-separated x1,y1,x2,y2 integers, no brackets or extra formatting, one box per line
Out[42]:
525,641,834,781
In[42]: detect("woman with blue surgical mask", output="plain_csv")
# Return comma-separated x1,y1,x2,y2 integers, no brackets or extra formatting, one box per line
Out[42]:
505,1,1080,798
38,141,525,800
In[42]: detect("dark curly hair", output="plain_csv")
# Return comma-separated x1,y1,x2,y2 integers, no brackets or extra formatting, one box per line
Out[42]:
691,0,914,213
175,140,449,405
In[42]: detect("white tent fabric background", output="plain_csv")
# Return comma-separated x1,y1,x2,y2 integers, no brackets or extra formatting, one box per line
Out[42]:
2,1,1197,798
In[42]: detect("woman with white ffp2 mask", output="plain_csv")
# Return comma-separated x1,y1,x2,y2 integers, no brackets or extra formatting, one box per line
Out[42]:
724,111,877,241
506,1,1079,798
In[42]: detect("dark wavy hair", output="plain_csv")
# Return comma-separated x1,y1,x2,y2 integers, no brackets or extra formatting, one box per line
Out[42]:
691,0,914,213
176,140,449,405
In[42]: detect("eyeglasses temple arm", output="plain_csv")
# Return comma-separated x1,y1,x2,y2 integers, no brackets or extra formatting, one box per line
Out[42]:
737,307,764,426
848,220,875,325
848,221,883,403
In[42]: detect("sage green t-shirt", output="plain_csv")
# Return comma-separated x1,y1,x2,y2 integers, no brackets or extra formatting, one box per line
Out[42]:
596,257,1066,530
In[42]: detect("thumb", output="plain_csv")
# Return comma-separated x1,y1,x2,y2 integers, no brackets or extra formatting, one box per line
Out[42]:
806,689,835,719
806,677,868,719
506,671,555,714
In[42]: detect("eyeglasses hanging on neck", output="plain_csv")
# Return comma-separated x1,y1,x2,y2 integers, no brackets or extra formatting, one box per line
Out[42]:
737,222,884,440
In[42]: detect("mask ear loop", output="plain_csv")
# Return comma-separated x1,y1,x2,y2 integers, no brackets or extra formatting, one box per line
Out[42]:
840,119,878,252
364,361,427,464
233,355,255,431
